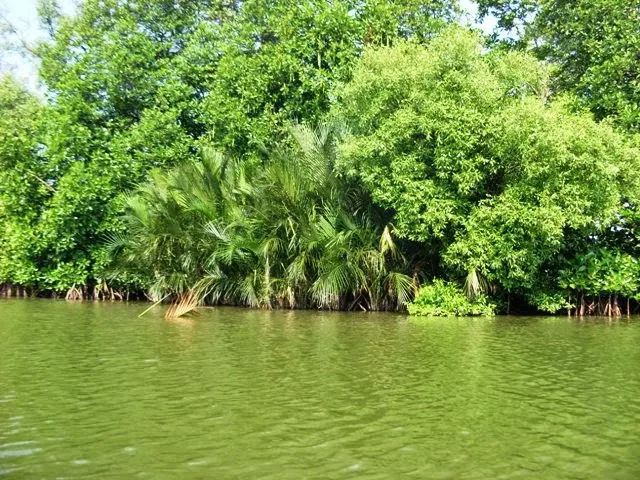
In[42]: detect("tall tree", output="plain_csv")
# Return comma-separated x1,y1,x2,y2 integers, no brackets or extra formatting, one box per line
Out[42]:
184,0,459,158
477,0,640,132
334,27,640,309
15,0,458,295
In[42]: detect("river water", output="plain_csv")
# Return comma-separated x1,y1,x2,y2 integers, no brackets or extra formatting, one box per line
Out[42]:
1,299,639,478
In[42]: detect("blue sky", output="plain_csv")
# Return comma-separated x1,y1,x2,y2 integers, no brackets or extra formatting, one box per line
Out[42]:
1,0,494,91
1,0,76,89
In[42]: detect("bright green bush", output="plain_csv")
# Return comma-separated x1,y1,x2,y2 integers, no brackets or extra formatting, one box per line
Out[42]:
335,27,640,310
407,279,496,317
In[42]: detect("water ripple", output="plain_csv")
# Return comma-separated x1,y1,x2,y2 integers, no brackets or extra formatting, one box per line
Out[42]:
1,301,640,478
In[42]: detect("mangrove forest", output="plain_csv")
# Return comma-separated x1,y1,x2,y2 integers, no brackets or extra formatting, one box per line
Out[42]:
1,0,640,316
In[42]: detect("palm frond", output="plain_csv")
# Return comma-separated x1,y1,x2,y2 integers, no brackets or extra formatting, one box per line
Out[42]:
463,269,490,300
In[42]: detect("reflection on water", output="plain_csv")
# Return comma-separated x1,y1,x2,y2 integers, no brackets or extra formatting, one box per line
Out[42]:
1,300,640,478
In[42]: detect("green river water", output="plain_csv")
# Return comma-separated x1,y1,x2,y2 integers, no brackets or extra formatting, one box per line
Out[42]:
1,299,640,479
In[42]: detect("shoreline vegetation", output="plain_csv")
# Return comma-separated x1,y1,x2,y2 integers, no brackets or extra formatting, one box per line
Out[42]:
3,284,639,321
1,1,639,318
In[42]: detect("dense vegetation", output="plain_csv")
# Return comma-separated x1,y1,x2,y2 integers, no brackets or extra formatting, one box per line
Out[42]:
1,0,639,316
109,123,413,311
407,280,496,317
477,0,640,132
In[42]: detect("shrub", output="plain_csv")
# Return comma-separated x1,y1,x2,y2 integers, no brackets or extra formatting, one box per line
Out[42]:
407,279,495,316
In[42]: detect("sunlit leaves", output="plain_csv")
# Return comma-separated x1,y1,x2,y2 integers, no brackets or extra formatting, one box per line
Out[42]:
336,26,640,308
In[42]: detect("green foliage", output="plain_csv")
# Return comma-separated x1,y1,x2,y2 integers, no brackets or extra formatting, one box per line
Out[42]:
2,0,208,293
1,0,457,295
559,249,640,299
0,76,46,287
184,0,458,157
535,0,640,131
335,27,640,309
408,279,495,316
336,28,550,243
2,2,640,315
526,292,570,315
111,124,413,310
477,0,640,132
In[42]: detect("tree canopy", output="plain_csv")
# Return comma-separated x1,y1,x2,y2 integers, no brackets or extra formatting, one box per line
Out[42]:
0,0,458,295
1,1,640,316
477,0,640,132
335,28,640,308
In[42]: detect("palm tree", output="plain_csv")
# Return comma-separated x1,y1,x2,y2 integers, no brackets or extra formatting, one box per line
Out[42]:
109,122,414,316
